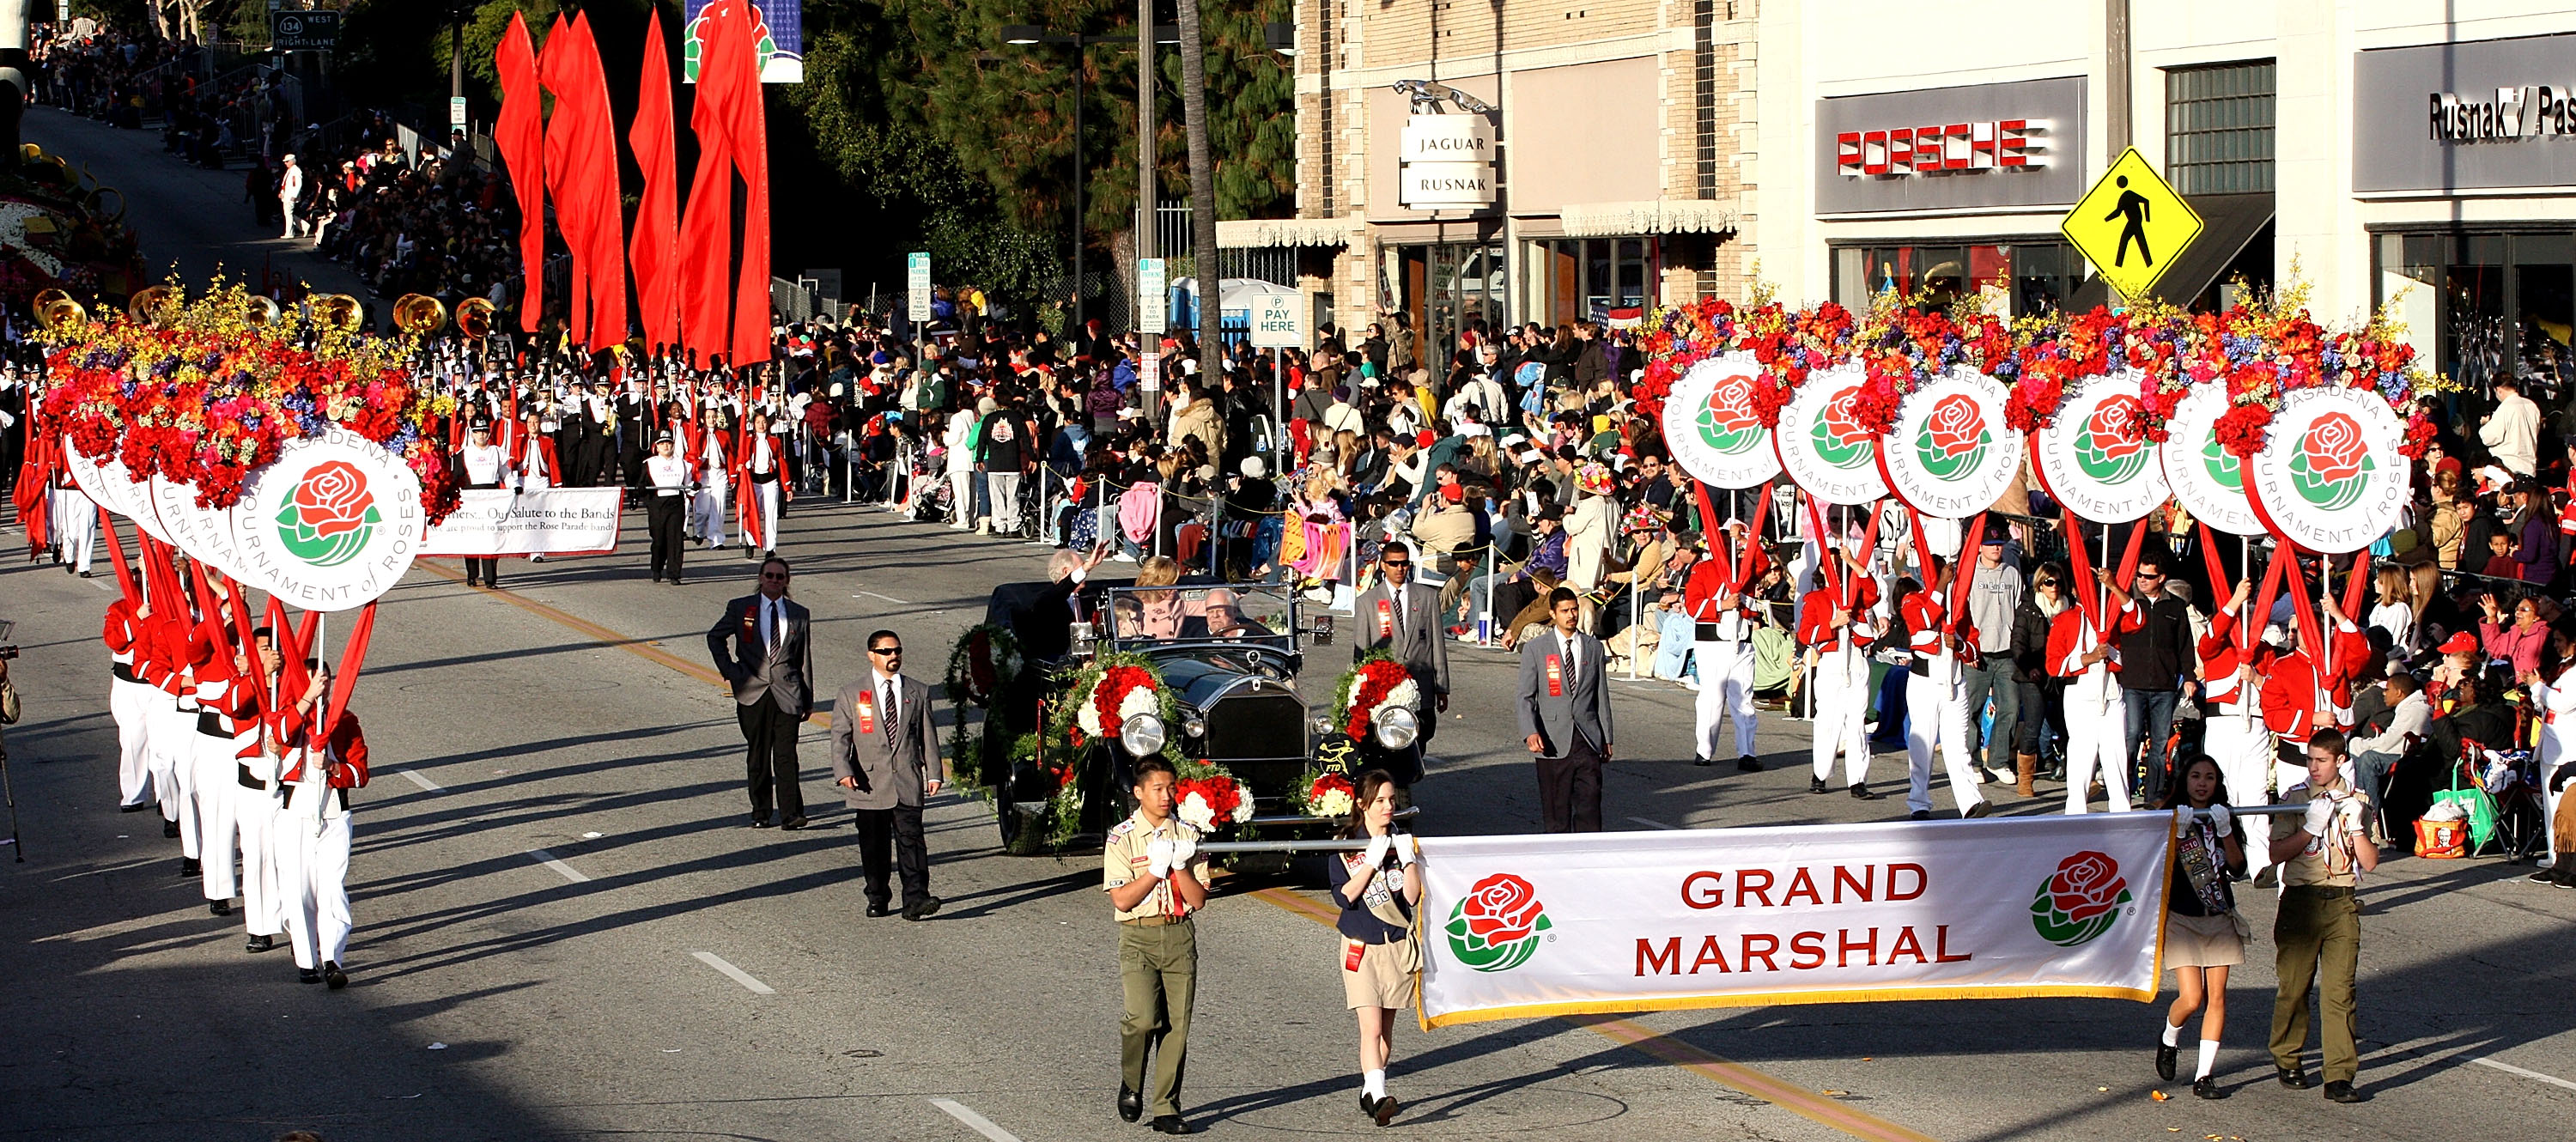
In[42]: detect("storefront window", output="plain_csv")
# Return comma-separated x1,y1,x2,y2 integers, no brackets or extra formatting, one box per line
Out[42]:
1830,241,2080,318
1527,238,1662,326
2373,229,2576,395
2517,235,2573,388
1388,241,1506,369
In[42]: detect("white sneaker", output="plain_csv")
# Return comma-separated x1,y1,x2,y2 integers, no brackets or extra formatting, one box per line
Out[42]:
975,521,992,535
1985,764,2017,784
1678,677,1700,691
1113,551,1139,563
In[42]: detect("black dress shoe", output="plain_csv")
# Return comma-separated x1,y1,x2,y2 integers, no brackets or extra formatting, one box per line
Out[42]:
1693,756,1714,767
485,578,501,589
1810,776,1830,794
2156,1042,2179,1081
2277,1066,2312,1089
180,857,201,877
2323,1079,2362,1103
903,896,942,921
781,816,810,830
669,577,684,586
465,577,481,587
209,900,231,916
1849,782,1883,800
1118,1086,1144,1122
750,815,772,828
1909,809,1932,821
650,574,664,583
1737,756,1763,772
1372,1094,1400,1127
298,967,320,984
1149,1115,1194,1135
323,961,348,989
119,802,155,813
1964,801,1994,818
246,934,276,953
865,904,893,919
2192,1076,2227,1099
1359,1093,1378,1120
163,819,179,838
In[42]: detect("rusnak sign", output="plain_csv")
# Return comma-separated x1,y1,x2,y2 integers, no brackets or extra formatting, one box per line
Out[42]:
1816,76,2086,215
1399,115,1497,209
2357,33,2576,193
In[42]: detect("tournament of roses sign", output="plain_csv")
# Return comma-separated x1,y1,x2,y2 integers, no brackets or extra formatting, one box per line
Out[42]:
2243,386,2411,555
2160,385,2262,536
1773,365,1888,506
1415,814,2172,1028
1662,353,1783,489
61,440,172,543
2032,372,2169,524
1876,369,2019,519
228,433,423,612
422,488,625,557
151,475,248,581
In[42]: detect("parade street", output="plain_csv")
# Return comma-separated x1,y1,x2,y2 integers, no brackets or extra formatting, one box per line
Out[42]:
4,64,2575,1142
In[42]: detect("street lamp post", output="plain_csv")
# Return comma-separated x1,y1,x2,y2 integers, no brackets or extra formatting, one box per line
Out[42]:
1000,23,1178,336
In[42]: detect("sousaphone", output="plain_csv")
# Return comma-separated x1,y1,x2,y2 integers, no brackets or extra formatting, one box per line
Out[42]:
312,294,365,331
392,293,448,335
455,296,496,338
34,288,87,330
128,284,179,324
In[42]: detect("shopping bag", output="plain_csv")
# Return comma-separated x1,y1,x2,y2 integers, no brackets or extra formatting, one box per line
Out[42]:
2412,816,2468,859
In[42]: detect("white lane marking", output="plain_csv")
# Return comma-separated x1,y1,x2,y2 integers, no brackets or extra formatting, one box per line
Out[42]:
690,951,776,995
89,577,112,592
527,848,591,884
931,1099,1024,1142
2468,1054,2576,1093
1627,817,1679,830
399,769,443,793
855,590,913,605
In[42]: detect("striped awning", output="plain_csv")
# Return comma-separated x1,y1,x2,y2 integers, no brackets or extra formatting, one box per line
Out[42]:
1216,217,1354,249
1558,199,1738,239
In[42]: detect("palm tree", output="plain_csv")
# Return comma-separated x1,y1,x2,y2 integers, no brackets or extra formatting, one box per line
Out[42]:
1175,0,1221,365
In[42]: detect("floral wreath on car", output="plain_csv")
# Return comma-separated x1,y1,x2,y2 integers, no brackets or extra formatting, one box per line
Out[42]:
1331,653,1421,742
939,623,1024,790
1026,652,1251,848
33,276,464,521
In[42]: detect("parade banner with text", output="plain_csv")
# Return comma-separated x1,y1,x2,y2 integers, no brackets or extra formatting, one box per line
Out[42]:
1417,815,2172,1028
420,489,624,558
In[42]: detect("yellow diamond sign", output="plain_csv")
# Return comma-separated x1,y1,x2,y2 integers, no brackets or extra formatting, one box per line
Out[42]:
2059,148,2202,301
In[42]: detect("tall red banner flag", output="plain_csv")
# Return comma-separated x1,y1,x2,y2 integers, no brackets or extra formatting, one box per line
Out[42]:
494,12,545,334
538,14,593,347
677,3,742,368
716,0,771,368
629,11,682,354
562,13,629,354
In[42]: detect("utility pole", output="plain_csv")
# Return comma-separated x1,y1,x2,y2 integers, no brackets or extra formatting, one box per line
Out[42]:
1135,0,1156,264
2105,0,2131,157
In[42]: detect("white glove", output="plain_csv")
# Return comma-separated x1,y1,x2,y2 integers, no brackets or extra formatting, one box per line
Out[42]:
1396,834,1420,866
1168,835,1197,870
1146,838,1175,878
1363,834,1394,869
2303,797,2338,838
2207,804,2233,835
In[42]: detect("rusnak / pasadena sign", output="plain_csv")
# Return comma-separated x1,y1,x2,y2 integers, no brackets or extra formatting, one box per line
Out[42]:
1414,815,2172,1028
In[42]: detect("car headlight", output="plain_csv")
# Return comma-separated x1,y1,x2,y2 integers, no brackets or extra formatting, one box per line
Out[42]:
1375,706,1419,750
1121,714,1168,756
1314,715,1339,738
1182,714,1207,740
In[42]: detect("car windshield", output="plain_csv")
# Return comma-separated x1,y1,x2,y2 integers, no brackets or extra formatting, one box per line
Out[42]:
1097,585,1297,650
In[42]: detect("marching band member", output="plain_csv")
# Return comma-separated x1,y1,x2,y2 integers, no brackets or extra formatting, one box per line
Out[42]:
454,419,508,587
644,432,692,584
1798,540,1883,801
1683,525,1763,772
104,582,160,812
2048,562,2143,813
695,404,732,550
51,460,94,576
188,623,250,914
2198,578,2282,874
1902,556,1990,819
742,408,787,560
2257,593,2372,800
274,666,368,989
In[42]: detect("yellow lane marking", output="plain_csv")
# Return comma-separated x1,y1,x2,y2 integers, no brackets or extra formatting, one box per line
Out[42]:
1246,890,1937,1142
420,559,1937,1142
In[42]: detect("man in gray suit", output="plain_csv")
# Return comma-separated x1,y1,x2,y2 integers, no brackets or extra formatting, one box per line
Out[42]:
831,630,945,920
707,556,817,829
1352,545,1449,768
1516,587,1614,832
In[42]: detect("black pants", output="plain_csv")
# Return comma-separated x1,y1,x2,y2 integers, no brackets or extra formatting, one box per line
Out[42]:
854,804,930,909
1534,737,1604,832
736,701,805,820
647,494,685,580
465,557,498,584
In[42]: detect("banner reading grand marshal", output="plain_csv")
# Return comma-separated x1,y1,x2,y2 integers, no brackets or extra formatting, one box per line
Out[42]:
420,488,625,558
1417,814,2172,1028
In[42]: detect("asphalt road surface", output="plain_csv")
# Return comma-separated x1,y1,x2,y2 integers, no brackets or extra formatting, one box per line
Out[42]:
4,106,2573,1142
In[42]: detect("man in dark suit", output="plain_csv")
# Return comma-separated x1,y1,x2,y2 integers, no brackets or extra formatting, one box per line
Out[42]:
1516,586,1614,832
706,556,817,829
1352,545,1449,769
830,630,945,920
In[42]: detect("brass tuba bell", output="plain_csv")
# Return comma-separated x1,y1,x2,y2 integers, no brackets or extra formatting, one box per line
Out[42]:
35,288,88,330
128,284,178,323
312,294,365,331
455,295,496,338
244,295,283,325
392,293,448,335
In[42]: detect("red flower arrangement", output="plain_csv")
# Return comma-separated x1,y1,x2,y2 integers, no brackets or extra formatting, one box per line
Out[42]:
1340,658,1417,739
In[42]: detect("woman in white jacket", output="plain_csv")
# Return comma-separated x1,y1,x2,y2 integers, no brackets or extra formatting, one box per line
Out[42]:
945,403,983,530
1564,465,1616,629
2523,623,2576,883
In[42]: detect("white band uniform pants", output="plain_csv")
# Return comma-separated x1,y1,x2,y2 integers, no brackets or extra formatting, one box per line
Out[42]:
1905,668,1984,815
1809,653,1872,787
276,789,353,969
52,489,95,571
750,477,782,550
695,474,728,546
2063,684,2132,814
234,779,285,938
150,698,196,833
109,676,157,809
2203,710,2278,875
191,732,241,900
1694,640,1757,761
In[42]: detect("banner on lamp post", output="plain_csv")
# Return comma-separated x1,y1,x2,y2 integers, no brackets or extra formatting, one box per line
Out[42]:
1416,814,2172,1028
420,489,625,557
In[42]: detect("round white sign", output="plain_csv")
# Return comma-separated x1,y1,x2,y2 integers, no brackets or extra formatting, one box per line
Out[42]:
1662,353,1783,489
228,431,424,612
59,435,121,519
151,474,249,582
2160,385,2262,537
2242,386,2412,555
2032,371,2169,524
1874,368,2020,519
1772,364,1888,507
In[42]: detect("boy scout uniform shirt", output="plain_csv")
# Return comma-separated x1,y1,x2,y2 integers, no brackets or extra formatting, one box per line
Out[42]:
1103,812,1208,921
2272,781,2375,888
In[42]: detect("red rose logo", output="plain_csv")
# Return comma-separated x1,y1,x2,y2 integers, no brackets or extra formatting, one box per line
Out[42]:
2291,410,2375,510
1822,387,1874,449
1923,393,1985,459
1695,373,1764,453
1446,872,1553,970
2085,396,2146,462
292,460,374,540
2046,851,2127,923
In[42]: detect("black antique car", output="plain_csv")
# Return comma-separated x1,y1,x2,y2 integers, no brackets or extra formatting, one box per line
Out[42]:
975,580,1334,853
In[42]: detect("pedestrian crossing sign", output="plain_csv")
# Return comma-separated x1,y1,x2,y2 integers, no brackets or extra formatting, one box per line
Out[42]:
2059,149,2202,302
